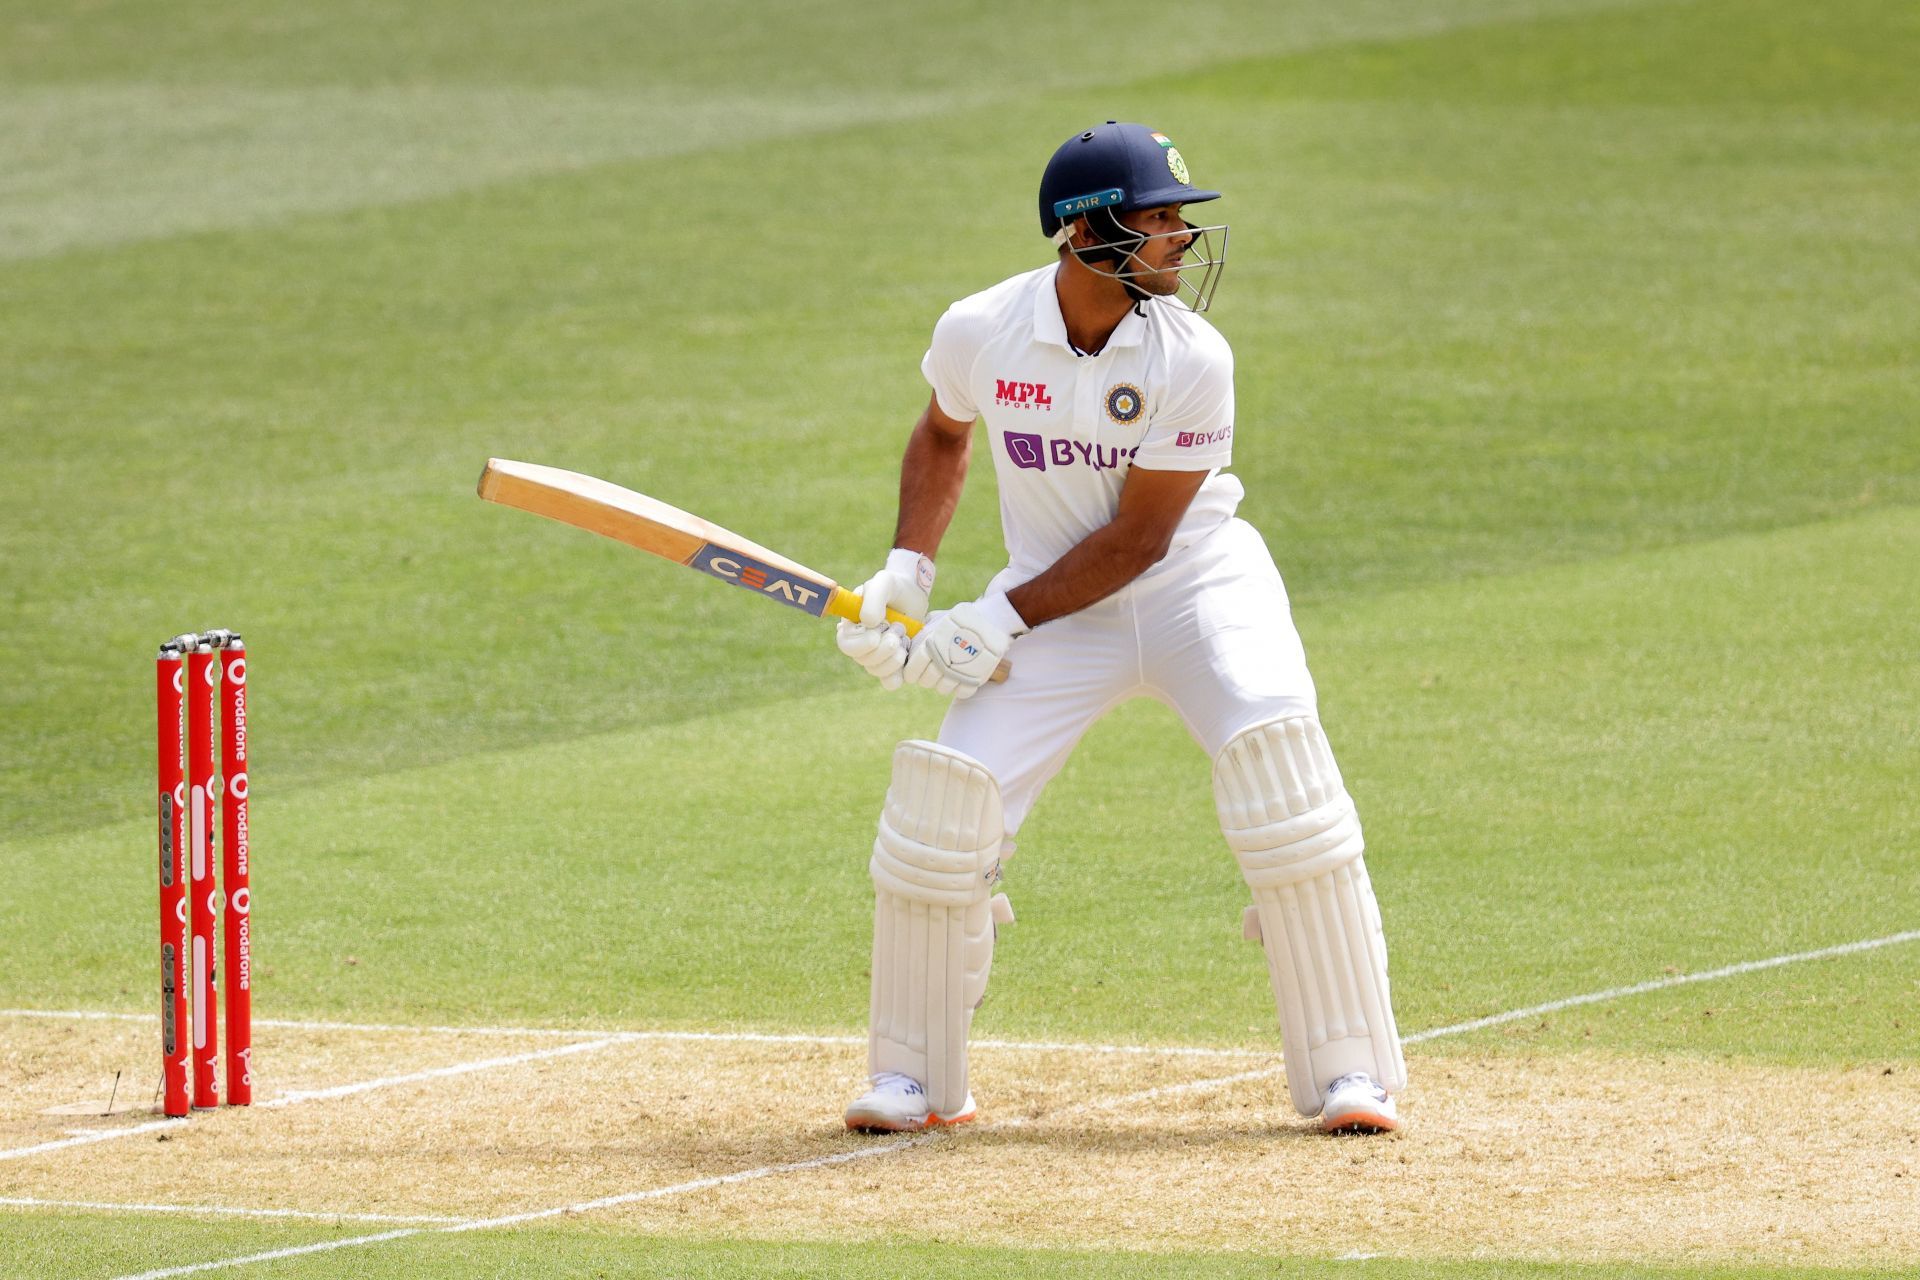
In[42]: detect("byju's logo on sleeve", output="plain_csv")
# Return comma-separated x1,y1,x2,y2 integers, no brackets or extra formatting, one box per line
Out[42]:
1174,425,1233,448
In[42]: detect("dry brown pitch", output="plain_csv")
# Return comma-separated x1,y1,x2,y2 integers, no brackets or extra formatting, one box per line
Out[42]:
3,1014,1915,1267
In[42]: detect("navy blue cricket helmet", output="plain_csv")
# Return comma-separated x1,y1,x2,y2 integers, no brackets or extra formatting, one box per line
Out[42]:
1038,122,1221,238
1037,122,1230,312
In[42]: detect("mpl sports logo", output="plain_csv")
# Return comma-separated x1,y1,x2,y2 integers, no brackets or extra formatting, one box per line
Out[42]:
994,379,1053,410
1174,425,1233,449
690,545,832,615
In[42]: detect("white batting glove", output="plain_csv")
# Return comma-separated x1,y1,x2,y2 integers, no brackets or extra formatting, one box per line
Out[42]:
855,548,935,627
836,549,932,690
836,619,909,691
903,593,1028,699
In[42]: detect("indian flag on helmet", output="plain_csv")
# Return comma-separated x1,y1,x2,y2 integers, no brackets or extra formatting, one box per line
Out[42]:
1151,133,1193,185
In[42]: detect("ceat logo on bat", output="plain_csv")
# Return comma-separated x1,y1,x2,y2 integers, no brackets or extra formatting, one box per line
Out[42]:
994,379,1053,409
690,545,831,616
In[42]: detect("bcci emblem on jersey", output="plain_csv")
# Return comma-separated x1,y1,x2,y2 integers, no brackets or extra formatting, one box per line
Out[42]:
1104,383,1144,425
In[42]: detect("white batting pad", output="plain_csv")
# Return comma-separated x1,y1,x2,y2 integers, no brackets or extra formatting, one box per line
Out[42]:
1214,716,1405,1115
869,739,1009,1118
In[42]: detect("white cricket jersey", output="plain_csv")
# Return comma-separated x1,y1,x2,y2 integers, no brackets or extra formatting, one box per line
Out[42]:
921,264,1243,581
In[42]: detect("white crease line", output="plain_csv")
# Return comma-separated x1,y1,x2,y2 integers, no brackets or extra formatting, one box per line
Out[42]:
1400,928,1920,1045
261,1017,600,1038
111,1229,425,1280
0,1009,663,1039
0,1196,461,1224
0,1023,1254,1165
260,1033,640,1107
91,927,1920,1280
1014,1064,1287,1119
0,1034,639,1163
0,1009,1266,1058
102,1142,925,1280
443,1138,923,1233
980,1036,1259,1059
0,1118,184,1163
1008,929,1920,1115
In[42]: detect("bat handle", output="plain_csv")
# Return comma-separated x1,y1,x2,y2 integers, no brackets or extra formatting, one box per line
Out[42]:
830,589,1011,684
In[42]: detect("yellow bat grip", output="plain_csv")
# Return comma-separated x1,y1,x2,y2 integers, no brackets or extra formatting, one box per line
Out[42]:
826,587,1010,683
826,587,921,634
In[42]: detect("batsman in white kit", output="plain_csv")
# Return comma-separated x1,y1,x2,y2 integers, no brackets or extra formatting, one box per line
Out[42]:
836,122,1405,1135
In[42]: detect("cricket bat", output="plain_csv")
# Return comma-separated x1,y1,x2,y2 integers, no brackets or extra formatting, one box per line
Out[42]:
477,458,1009,682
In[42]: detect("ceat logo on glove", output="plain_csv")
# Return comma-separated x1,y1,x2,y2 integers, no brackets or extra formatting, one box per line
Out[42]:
952,635,981,659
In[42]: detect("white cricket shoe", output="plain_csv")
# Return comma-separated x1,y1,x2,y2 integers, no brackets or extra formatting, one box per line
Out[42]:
843,1072,976,1133
1319,1072,1399,1133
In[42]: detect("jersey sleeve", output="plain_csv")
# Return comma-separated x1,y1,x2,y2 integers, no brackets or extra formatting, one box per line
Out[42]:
1131,329,1235,472
920,303,982,423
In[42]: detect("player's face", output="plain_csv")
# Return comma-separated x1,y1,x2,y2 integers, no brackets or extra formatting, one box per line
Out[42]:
1115,204,1196,296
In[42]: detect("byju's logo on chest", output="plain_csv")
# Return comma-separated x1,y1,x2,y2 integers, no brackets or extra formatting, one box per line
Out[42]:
994,379,1053,410
1003,431,1137,474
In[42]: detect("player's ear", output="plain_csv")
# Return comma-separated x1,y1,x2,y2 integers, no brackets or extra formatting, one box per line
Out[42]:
1057,217,1093,256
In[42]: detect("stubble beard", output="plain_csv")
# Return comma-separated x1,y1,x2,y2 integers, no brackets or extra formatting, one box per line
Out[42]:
1131,261,1182,297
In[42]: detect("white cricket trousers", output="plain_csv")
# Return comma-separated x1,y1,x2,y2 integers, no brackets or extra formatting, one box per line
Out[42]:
939,517,1319,835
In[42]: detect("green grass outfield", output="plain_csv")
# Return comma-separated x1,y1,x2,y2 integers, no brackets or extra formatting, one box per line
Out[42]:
2,0,1916,1275
10,1218,1913,1280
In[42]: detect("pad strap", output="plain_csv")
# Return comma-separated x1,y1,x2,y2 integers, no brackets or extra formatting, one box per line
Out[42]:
869,740,1008,1117
1215,716,1405,1115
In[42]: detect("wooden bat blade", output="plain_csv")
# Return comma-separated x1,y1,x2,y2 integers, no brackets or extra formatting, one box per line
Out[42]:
478,458,780,570
477,457,1009,682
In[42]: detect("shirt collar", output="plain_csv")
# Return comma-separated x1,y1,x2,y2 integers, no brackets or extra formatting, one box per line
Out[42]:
1033,266,1146,354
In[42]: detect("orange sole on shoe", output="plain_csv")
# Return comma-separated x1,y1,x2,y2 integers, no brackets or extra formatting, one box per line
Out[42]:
1322,1110,1399,1134
926,1108,976,1128
845,1109,976,1134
